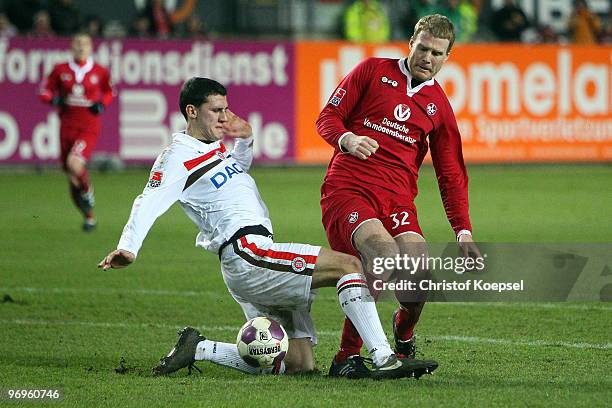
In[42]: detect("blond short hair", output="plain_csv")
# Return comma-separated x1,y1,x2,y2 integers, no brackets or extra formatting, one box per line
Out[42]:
412,14,455,54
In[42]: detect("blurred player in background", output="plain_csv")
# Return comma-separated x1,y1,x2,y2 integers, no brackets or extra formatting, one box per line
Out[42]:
39,32,114,231
98,77,438,379
317,14,480,378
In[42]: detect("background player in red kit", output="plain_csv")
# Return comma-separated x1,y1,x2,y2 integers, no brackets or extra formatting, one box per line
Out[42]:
39,32,114,231
317,14,481,378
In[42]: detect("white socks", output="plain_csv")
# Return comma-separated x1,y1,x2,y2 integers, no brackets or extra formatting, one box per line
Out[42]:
195,339,285,375
336,273,394,367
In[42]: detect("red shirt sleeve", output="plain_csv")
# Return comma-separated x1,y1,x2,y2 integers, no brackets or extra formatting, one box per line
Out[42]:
39,65,60,104
316,58,374,149
99,68,115,107
429,100,472,236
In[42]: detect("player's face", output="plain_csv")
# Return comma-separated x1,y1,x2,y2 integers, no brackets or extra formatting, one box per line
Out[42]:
408,30,450,81
193,94,229,141
71,35,92,62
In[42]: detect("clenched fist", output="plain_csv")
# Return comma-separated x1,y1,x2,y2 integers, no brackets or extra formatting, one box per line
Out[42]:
340,133,379,160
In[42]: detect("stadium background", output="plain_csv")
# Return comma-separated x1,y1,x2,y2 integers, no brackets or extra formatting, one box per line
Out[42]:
0,1,610,407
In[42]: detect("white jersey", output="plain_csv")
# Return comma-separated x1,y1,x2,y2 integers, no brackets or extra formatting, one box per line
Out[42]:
117,132,272,256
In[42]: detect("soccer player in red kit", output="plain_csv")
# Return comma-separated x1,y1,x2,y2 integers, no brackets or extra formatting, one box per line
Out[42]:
39,32,114,231
317,14,481,378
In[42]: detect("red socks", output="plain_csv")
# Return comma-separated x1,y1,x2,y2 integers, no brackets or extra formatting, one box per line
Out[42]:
334,318,363,362
394,302,425,341
69,167,93,219
75,167,90,193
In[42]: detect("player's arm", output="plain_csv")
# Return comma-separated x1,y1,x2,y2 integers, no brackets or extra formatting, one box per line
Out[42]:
316,58,379,160
224,110,254,171
98,149,187,270
429,101,477,256
90,69,116,114
38,66,62,106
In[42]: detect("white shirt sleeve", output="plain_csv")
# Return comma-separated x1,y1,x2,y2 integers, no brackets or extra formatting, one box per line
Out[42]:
117,148,187,257
231,136,254,172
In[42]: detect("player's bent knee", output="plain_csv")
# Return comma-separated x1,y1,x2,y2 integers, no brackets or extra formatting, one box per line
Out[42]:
312,248,362,288
66,154,85,175
360,234,400,260
284,338,315,374
284,351,302,374
337,253,361,277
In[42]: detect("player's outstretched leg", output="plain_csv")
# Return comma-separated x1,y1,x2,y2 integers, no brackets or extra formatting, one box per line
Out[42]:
152,327,206,376
152,327,286,376
66,152,96,231
312,248,438,380
392,307,417,358
392,235,429,358
332,220,400,366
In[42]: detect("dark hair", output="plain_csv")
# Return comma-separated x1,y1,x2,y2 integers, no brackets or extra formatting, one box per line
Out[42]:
179,77,226,120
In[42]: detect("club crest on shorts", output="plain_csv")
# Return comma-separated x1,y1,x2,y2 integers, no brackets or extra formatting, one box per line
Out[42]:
72,140,87,155
148,171,163,188
348,211,359,224
329,88,347,106
291,257,307,272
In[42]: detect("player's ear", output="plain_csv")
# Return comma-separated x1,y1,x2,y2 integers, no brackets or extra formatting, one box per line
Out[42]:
186,104,198,119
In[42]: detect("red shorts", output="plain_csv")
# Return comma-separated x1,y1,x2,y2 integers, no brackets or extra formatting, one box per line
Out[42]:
60,126,99,170
321,182,424,257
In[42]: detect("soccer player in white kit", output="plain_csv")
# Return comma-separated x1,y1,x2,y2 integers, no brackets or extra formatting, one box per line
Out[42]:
98,77,437,379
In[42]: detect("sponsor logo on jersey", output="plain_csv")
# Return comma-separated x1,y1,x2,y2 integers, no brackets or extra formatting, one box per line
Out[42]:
291,257,307,272
210,163,244,189
381,76,398,87
349,212,359,224
72,83,84,97
60,73,72,81
382,117,409,134
216,150,226,160
90,74,98,84
364,118,416,144
148,171,163,188
427,103,437,116
329,88,347,106
393,104,411,121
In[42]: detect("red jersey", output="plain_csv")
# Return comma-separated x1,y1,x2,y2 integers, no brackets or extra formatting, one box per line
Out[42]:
317,57,471,235
39,57,114,133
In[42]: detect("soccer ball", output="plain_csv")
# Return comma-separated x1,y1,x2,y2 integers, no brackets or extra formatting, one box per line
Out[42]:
236,316,288,368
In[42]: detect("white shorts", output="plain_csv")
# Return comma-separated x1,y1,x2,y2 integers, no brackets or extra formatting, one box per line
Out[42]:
220,234,321,343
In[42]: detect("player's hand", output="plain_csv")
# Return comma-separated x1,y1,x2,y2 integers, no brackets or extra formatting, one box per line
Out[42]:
89,102,105,115
222,110,252,139
51,96,64,107
98,249,135,271
457,234,482,260
341,133,379,160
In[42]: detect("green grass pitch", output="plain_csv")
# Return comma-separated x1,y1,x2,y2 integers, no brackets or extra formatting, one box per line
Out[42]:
0,164,610,407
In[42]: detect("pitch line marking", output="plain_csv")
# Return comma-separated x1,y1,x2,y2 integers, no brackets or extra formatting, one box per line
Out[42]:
0,319,610,350
0,286,226,298
1,287,610,312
